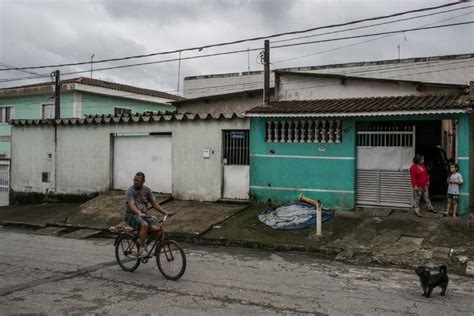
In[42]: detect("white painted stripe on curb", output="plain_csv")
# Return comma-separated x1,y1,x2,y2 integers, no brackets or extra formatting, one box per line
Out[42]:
250,185,355,194
457,157,469,160
251,154,355,160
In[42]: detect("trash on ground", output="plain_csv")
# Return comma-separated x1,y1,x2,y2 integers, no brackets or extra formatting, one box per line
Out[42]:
258,200,333,230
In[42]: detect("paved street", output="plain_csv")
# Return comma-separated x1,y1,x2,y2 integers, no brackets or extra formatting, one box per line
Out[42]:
1,227,473,315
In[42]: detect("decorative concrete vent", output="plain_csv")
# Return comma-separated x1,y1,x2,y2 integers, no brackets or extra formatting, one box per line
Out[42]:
265,120,342,143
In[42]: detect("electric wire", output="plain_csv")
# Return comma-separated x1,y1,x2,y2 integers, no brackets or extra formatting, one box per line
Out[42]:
1,20,472,85
0,2,465,72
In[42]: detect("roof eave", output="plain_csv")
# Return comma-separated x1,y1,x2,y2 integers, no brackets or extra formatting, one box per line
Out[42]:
245,108,471,118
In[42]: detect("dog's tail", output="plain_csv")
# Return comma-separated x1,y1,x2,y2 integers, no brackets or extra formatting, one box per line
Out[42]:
439,265,448,274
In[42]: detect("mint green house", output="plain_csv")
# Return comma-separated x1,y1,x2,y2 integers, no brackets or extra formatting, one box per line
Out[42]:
246,71,473,214
0,77,182,157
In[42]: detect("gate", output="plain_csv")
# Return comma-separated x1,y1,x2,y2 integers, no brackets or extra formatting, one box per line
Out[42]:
113,135,172,193
0,159,10,206
222,130,249,200
356,125,415,208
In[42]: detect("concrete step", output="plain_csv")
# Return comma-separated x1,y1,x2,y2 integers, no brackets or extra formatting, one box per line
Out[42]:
35,226,69,236
62,228,101,239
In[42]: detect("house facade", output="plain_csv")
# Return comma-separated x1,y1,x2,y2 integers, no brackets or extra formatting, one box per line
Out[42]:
0,77,181,157
183,53,474,98
246,72,472,213
10,113,249,203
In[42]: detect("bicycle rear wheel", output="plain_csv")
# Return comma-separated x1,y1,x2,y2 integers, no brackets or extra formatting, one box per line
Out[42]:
156,240,186,280
115,235,141,272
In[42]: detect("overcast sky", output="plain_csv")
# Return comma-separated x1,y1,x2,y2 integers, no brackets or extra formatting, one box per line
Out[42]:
0,0,473,94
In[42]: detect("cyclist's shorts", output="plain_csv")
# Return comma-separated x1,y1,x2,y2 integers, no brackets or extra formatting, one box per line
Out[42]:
124,214,159,231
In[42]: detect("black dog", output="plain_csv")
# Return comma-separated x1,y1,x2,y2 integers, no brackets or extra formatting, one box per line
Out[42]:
415,265,449,297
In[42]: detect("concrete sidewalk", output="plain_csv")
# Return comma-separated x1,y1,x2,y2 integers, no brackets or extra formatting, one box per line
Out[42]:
0,192,472,276
202,205,474,276
0,191,248,236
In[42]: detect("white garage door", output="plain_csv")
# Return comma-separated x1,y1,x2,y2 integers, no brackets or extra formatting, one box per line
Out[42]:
113,135,172,193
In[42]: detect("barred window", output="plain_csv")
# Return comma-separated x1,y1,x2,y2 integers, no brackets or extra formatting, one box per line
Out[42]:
265,120,342,143
114,107,132,116
0,106,14,123
223,130,249,165
357,125,414,147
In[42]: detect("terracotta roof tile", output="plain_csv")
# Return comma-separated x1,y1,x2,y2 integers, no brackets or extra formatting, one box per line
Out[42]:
1,77,185,101
246,94,471,116
10,112,245,126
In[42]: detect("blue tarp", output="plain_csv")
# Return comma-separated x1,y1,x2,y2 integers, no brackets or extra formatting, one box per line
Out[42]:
258,200,333,230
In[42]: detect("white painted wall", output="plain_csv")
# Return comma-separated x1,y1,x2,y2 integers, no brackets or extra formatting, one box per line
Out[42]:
11,118,250,201
11,126,55,193
184,72,274,98
182,55,474,98
177,93,264,115
278,74,463,100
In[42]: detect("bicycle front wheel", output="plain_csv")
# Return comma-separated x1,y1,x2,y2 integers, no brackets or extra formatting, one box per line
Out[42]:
156,240,186,280
115,235,141,272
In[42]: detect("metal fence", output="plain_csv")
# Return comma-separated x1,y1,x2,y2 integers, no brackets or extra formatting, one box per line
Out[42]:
0,159,10,206
357,125,415,147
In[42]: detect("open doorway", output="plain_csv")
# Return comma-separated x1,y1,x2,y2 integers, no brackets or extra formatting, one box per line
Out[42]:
355,118,457,208
415,120,456,198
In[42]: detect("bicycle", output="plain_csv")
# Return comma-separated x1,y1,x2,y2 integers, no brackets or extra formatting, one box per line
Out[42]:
111,215,186,280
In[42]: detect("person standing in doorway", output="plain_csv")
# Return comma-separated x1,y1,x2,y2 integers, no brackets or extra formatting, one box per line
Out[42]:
410,154,437,217
444,163,463,218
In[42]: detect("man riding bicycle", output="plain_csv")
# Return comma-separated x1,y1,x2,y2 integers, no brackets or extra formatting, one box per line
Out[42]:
124,172,169,257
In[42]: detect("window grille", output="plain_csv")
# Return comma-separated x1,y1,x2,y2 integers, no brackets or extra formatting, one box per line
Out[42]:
0,106,14,123
223,130,249,165
357,125,414,147
265,120,342,143
114,107,132,116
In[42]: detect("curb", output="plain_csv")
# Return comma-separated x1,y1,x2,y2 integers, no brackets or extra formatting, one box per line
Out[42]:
2,220,472,277
0,221,46,230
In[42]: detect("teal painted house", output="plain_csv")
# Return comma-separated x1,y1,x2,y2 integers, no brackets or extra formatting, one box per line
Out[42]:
0,77,182,157
247,72,473,214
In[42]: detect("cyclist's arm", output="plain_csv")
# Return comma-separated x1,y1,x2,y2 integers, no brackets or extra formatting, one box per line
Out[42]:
150,200,168,215
127,199,145,217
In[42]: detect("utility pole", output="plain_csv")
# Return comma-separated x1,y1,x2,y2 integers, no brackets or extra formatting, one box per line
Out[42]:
54,70,60,119
90,54,95,78
177,51,182,95
263,40,270,106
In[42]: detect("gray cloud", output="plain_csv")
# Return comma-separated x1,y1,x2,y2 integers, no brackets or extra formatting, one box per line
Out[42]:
1,0,472,92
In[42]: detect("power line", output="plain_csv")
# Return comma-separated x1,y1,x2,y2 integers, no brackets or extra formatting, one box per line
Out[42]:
3,62,473,113
271,21,474,50
0,2,465,72
272,5,474,44
2,47,473,97
273,10,474,64
2,56,473,97
2,60,473,109
1,20,472,85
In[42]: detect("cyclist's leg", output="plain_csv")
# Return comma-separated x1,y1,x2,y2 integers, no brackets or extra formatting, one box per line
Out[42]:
144,217,160,246
125,214,148,248
138,222,149,249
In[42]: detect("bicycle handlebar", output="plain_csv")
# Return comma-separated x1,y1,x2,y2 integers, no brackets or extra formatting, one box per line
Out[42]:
142,214,169,224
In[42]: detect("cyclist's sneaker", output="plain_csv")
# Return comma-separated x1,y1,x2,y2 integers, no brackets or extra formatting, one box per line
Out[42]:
139,248,148,258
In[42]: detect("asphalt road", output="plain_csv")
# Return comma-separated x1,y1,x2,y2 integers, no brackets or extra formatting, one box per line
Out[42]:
1,227,473,315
